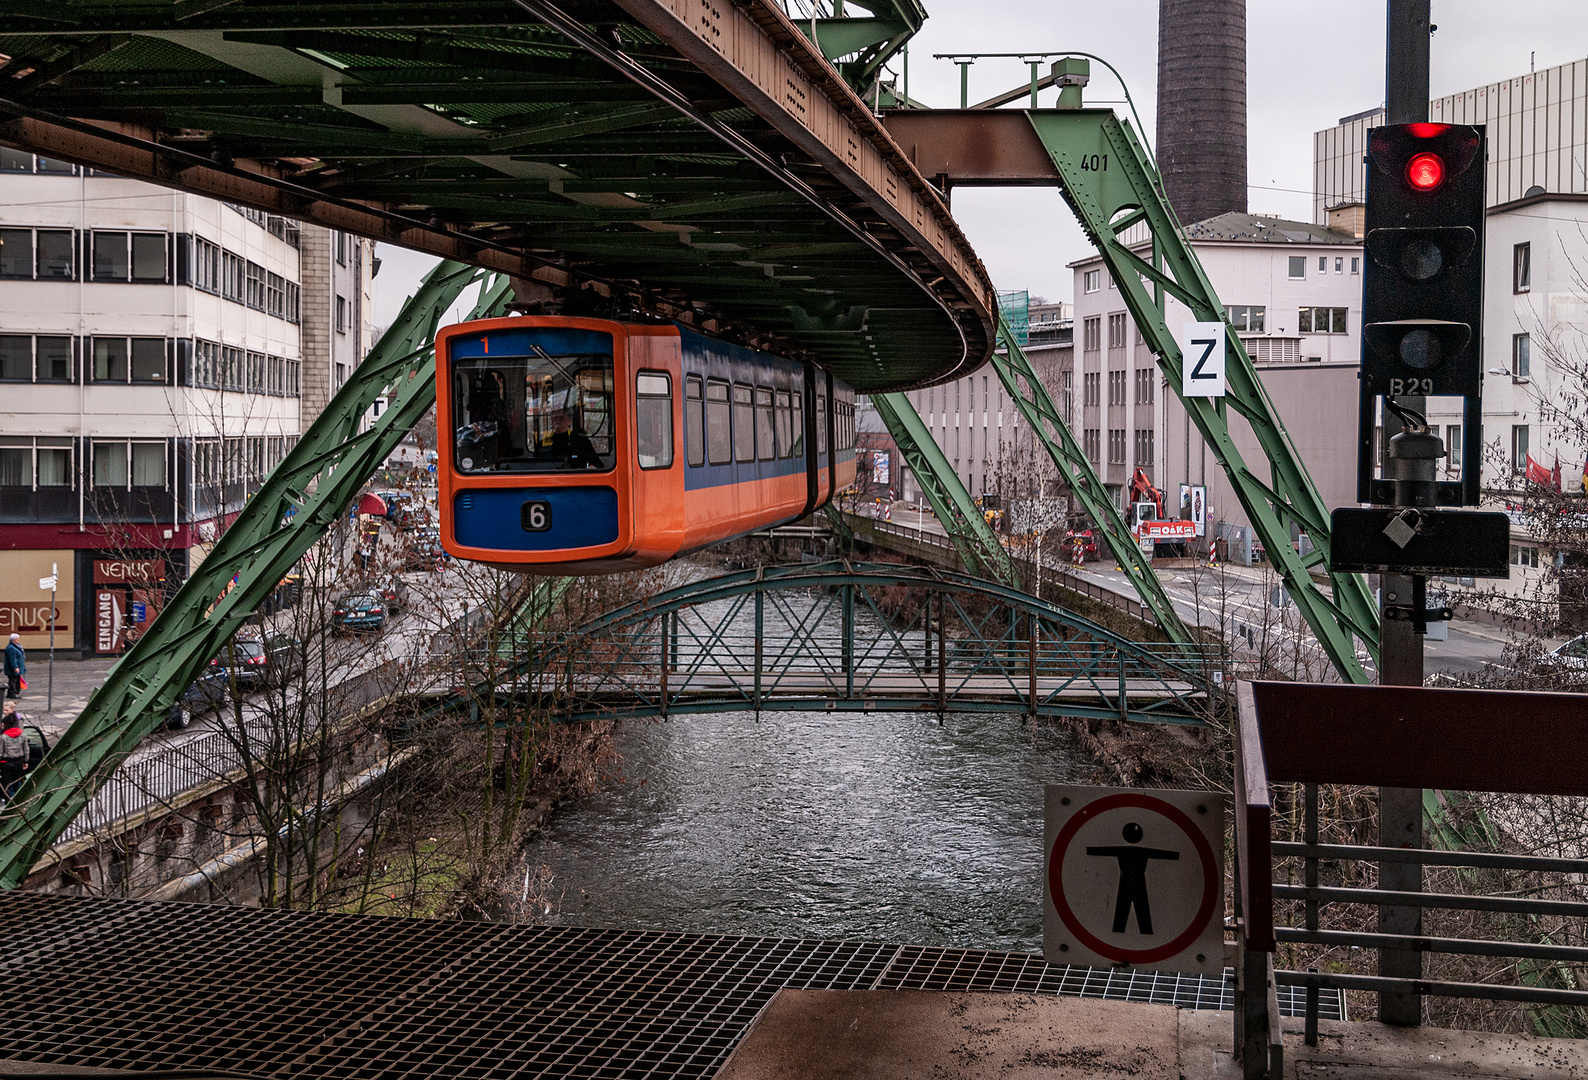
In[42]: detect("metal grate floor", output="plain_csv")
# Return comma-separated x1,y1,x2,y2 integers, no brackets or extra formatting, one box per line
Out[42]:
0,893,1340,1078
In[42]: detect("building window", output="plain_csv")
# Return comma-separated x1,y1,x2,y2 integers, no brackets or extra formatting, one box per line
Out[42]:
1107,313,1127,348
1226,305,1265,331
1082,317,1100,352
1510,543,1540,569
0,148,75,175
1335,257,1343,273
93,441,127,487
1108,428,1126,464
1061,370,1074,423
247,351,266,394
1084,428,1100,461
1512,333,1530,378
286,282,301,325
0,438,72,489
1133,428,1154,465
336,295,348,334
91,231,167,282
222,251,245,302
0,335,72,382
1298,307,1348,334
336,231,348,265
1288,256,1306,280
286,359,300,397
1083,371,1099,407
1445,424,1462,470
1134,368,1154,405
1513,242,1531,293
1351,257,1360,274
1083,269,1101,293
266,272,285,318
193,236,222,293
0,227,75,280
224,346,244,391
1318,256,1327,272
245,261,266,310
1108,370,1126,405
1512,425,1529,473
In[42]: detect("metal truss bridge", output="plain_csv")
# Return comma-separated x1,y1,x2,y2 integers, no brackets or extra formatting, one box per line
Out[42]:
495,562,1214,725
0,1,1379,886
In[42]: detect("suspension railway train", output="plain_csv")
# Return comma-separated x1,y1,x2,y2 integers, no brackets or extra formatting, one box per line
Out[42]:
436,316,857,574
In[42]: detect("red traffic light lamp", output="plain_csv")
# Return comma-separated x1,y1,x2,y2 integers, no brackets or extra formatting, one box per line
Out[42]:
1405,151,1444,190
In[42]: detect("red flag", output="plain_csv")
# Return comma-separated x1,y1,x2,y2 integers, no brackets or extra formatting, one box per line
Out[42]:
1526,454,1553,487
1552,455,1563,493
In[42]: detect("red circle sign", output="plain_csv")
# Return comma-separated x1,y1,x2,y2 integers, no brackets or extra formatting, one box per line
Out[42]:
1047,792,1218,965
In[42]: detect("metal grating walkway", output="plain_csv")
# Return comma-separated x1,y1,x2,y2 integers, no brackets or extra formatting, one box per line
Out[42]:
0,893,1340,1078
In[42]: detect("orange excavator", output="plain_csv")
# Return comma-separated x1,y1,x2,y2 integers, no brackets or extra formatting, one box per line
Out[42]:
1128,467,1164,526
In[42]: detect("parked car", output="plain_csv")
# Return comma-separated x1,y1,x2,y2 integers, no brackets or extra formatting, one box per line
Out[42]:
403,540,448,572
22,724,49,769
260,633,303,683
333,593,388,633
1543,634,1588,671
165,672,230,730
207,639,270,691
372,577,410,614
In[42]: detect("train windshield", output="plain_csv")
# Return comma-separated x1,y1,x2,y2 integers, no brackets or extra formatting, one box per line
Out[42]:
451,344,615,473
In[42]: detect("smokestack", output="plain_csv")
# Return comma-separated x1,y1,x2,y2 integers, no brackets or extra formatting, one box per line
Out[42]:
1156,0,1247,225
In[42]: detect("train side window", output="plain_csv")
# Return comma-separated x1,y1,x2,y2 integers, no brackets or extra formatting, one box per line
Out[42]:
636,372,672,469
733,383,754,462
707,379,732,464
790,391,804,457
775,390,792,459
685,375,705,467
816,393,827,454
756,386,776,460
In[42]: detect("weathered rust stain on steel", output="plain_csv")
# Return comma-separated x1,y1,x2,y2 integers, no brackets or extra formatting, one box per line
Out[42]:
881,111,1064,185
611,0,997,363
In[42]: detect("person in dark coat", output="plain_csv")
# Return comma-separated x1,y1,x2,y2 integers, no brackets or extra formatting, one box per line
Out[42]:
3,634,24,700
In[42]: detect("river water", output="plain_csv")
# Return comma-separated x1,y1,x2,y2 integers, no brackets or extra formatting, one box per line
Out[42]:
524,706,1091,951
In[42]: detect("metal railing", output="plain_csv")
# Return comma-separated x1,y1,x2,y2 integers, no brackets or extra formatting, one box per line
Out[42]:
850,514,1161,628
1234,680,1588,1079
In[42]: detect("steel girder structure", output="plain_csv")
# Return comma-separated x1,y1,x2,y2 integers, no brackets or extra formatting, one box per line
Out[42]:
0,262,509,889
0,0,995,392
869,393,1020,589
513,561,1215,724
881,107,1377,681
1022,111,1377,681
985,316,1195,646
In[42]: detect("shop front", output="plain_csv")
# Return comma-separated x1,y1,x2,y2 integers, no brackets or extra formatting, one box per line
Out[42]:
87,555,170,655
0,549,74,652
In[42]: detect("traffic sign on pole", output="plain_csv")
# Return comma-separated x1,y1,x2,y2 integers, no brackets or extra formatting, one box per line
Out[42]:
1044,785,1225,975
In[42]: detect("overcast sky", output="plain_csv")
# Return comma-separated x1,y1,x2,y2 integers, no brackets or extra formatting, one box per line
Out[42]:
375,1,1587,328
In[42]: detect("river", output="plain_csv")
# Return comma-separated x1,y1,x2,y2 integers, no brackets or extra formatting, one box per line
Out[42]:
523,706,1091,952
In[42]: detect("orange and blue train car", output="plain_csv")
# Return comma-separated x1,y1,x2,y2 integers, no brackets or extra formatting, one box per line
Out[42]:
435,316,856,575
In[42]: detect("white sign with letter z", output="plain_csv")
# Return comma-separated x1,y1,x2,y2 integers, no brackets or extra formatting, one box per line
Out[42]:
1180,322,1226,398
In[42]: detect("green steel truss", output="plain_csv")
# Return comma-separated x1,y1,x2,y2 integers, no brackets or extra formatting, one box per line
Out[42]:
986,315,1195,645
871,392,1021,588
1024,110,1378,682
0,261,511,889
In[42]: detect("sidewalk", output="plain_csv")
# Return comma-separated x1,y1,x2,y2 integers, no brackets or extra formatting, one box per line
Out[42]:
7,655,117,739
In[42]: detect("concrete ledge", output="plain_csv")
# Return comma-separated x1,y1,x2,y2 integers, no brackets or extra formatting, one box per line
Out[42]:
716,989,1181,1079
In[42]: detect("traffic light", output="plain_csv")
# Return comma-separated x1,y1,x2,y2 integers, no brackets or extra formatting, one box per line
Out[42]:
1357,121,1487,505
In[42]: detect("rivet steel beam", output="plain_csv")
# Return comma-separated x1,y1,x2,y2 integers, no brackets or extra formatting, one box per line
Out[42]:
0,262,511,888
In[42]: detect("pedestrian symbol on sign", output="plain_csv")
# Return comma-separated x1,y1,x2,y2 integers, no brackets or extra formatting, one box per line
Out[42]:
1086,822,1179,934
1045,785,1226,975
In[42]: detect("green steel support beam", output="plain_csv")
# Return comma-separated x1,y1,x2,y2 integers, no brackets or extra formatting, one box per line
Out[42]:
871,392,1020,589
987,315,1194,646
497,578,574,660
1024,109,1378,682
0,262,512,888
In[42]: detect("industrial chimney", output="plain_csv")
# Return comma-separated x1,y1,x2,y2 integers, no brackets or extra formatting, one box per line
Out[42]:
1156,0,1247,225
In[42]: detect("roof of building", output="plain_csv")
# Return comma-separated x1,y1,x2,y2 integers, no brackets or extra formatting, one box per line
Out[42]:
1182,212,1360,246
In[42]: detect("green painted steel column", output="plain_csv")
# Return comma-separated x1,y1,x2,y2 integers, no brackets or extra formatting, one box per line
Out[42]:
1023,108,1377,682
871,392,1021,589
0,262,510,888
984,315,1193,645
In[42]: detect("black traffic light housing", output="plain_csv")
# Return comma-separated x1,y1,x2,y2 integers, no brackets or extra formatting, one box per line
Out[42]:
1357,122,1486,505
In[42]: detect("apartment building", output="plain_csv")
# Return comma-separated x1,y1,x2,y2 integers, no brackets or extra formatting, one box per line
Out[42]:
1069,213,1362,559
0,150,306,655
895,300,1072,508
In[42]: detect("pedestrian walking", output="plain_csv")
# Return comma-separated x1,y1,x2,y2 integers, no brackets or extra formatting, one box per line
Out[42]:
4,633,24,700
0,701,29,798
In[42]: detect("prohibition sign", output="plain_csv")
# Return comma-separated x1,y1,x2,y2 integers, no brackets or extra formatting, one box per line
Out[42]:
1047,791,1219,966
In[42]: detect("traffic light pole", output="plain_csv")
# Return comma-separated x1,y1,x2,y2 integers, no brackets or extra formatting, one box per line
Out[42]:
1378,0,1434,1028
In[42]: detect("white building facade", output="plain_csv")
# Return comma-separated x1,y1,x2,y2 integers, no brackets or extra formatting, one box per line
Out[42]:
0,148,305,655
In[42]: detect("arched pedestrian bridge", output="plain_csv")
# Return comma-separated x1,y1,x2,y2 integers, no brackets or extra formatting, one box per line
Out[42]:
506,562,1218,725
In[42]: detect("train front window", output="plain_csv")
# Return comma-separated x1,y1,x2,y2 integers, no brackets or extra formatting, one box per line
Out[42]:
451,348,614,473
